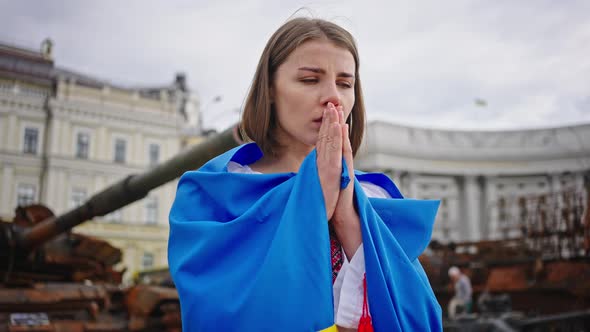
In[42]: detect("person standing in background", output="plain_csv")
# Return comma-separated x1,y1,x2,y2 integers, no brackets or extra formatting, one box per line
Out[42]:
448,266,473,319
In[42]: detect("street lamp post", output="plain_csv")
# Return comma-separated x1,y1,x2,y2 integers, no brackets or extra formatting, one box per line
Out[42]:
198,95,223,133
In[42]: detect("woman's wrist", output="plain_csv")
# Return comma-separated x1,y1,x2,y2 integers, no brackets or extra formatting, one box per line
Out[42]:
332,209,362,260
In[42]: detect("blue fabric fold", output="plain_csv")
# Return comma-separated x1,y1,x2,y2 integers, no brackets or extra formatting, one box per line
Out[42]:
168,143,442,331
340,158,350,189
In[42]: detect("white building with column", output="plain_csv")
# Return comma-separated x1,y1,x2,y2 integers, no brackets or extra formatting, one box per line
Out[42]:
0,41,200,281
357,121,590,242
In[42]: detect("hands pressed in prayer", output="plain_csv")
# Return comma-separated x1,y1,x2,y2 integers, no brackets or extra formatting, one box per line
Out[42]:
317,102,344,221
317,102,362,260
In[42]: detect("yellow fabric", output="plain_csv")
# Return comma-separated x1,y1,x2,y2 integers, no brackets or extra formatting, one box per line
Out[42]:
319,325,338,332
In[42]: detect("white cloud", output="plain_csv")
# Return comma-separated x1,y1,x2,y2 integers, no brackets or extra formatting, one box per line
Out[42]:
1,0,588,131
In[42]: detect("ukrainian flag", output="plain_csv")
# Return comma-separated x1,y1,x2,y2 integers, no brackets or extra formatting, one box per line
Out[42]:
168,143,442,331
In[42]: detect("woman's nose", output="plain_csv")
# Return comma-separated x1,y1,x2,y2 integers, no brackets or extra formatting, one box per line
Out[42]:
321,83,341,107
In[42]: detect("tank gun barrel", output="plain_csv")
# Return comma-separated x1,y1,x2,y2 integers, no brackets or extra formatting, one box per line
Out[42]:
18,125,242,250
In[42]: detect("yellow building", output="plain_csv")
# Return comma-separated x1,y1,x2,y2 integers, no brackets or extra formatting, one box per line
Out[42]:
0,40,202,282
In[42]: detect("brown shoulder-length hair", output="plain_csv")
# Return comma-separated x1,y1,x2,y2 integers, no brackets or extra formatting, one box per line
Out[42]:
241,17,366,157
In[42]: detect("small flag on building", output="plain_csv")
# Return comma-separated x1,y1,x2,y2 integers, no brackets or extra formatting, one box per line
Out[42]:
475,98,487,107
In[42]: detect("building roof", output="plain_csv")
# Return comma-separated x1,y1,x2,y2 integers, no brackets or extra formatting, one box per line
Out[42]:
0,40,185,96
359,120,590,175
0,42,52,64
0,41,54,86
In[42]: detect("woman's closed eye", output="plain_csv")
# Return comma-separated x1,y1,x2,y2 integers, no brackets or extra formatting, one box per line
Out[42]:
337,80,353,88
299,78,353,88
300,78,319,84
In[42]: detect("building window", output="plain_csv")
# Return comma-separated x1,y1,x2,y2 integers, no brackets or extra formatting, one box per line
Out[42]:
149,144,160,166
104,209,122,223
142,252,154,270
23,127,39,154
70,187,87,208
114,138,126,163
76,132,90,159
145,196,158,224
16,183,36,206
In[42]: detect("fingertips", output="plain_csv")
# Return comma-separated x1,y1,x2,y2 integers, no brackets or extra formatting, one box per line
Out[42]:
330,105,338,124
326,102,342,125
336,106,344,125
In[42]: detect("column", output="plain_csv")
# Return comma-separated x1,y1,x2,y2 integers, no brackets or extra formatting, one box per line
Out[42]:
129,199,140,224
484,176,498,239
463,175,482,241
41,168,55,205
96,126,108,161
156,247,166,268
134,132,143,166
389,170,402,188
159,187,170,226
404,173,417,198
124,244,137,283
0,166,15,216
56,171,67,214
448,188,461,241
550,174,562,220
6,114,17,153
50,118,61,155
575,173,585,192
0,117,4,150
396,172,412,197
167,136,180,161
550,174,561,193
61,120,72,156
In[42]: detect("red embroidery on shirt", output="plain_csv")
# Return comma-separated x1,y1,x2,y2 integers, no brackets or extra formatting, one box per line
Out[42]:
329,225,343,283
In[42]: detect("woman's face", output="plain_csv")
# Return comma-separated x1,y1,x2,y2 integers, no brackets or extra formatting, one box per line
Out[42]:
271,39,356,150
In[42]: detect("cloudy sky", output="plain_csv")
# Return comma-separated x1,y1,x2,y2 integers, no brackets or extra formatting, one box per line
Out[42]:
1,0,589,131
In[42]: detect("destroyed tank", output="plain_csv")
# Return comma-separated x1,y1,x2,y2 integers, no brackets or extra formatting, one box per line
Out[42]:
420,186,590,330
0,126,242,331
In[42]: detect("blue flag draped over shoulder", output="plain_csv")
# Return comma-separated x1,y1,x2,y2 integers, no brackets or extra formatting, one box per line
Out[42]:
168,143,442,331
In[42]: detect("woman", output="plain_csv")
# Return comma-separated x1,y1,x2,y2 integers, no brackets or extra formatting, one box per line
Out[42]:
169,17,442,332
